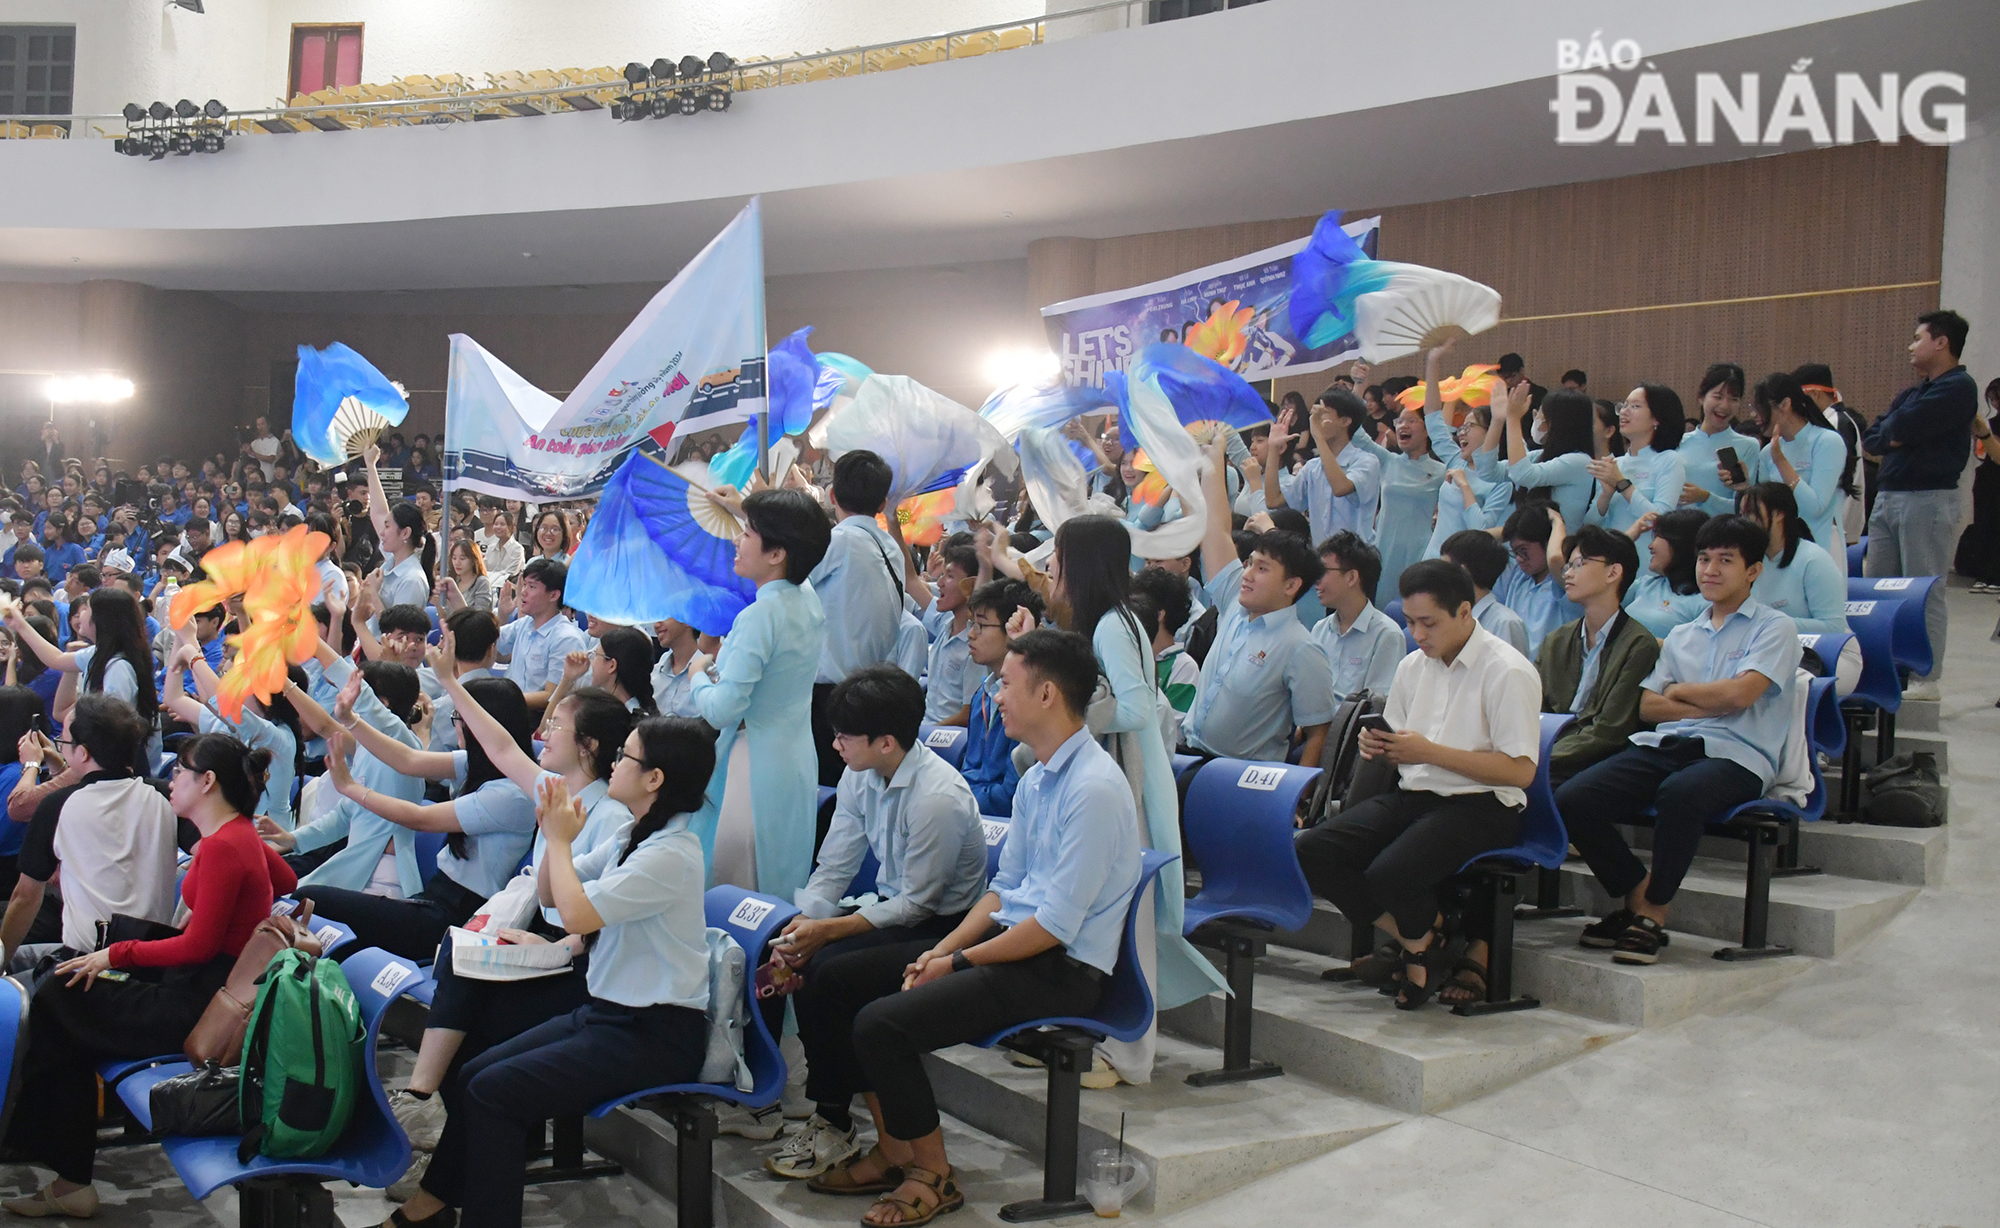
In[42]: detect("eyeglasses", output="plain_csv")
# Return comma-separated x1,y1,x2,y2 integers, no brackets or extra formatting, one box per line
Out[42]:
1510,544,1539,560
1561,556,1606,574
616,748,644,767
972,620,1006,633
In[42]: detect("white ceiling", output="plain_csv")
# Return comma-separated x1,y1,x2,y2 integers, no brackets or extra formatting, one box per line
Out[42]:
1,0,1991,299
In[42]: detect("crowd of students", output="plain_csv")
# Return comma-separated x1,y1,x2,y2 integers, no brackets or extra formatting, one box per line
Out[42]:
0,306,1982,1227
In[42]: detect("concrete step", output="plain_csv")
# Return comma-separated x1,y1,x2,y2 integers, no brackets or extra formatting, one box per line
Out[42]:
1159,945,1630,1114
1836,726,1950,774
1511,915,1817,1027
1556,856,1917,958
922,1035,1402,1215
1622,821,1948,886
1896,697,1940,732
586,1102,1101,1228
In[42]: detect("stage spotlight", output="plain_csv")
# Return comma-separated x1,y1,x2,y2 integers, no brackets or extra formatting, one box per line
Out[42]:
47,374,136,404
677,54,705,79
199,131,225,153
707,52,734,74
202,98,226,119
623,61,649,87
168,131,195,155
148,101,171,122
174,98,199,119
983,347,1061,388
651,57,676,82
122,102,146,123
677,90,701,116
145,133,167,159
705,88,730,112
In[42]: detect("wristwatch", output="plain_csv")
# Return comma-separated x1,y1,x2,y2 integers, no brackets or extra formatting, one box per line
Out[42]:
950,950,973,974
1614,479,1633,494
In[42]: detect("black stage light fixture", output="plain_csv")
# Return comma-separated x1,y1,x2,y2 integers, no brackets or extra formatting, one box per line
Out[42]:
148,101,171,122
122,102,146,123
174,98,199,119
622,61,649,87
677,89,701,115
705,87,731,112
651,57,675,83
145,133,167,159
203,98,226,119
707,52,734,74
200,131,225,153
168,130,194,155
677,55,705,80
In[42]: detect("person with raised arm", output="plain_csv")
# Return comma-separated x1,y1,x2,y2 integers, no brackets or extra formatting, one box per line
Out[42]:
1264,388,1383,546
361,442,437,611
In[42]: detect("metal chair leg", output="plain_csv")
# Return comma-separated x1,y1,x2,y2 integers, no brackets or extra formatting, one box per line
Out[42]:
1455,871,1539,1016
1000,1031,1096,1222
1772,817,1821,878
1838,708,1866,821
238,1176,334,1228
1717,824,1792,961
522,1113,624,1185
1187,929,1281,1085
1514,863,1583,920
671,1099,718,1228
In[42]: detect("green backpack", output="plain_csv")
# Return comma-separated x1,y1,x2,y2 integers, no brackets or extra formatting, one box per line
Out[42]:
236,949,366,1162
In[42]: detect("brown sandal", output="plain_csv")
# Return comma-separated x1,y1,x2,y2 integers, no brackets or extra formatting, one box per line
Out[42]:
808,1145,904,1197
861,1164,963,1226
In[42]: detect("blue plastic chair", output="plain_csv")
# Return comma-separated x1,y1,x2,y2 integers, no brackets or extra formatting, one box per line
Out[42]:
1847,538,1866,574
413,830,446,885
586,886,798,1228
1170,753,1202,785
116,946,419,1203
916,723,968,770
1448,714,1571,1015
1837,597,1915,814
1847,576,1936,678
845,848,883,901
1639,677,1845,960
1383,598,1406,628
1178,758,1317,1085
0,975,25,1142
972,848,1176,1222
980,817,1009,881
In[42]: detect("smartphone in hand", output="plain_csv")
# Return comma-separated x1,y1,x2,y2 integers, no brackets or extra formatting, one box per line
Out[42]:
1716,446,1747,487
1356,714,1395,736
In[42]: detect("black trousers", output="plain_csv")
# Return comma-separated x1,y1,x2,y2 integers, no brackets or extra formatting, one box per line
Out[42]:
5,954,232,1183
297,872,485,962
810,682,844,790
422,999,706,1228
1555,739,1763,907
1294,788,1521,942
791,914,965,1112
284,838,345,878
849,927,1102,1141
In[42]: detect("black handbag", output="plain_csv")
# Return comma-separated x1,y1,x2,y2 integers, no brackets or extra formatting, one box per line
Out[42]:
148,1061,242,1136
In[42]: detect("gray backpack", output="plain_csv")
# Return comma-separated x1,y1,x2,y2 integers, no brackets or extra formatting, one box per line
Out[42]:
1861,751,1945,828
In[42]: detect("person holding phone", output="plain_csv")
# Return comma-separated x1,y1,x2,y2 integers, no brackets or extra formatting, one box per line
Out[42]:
1293,560,1542,1010
1675,364,1757,518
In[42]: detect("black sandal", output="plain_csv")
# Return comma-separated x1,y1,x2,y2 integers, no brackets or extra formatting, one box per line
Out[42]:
1393,928,1454,1011
388,1208,456,1228
1437,957,1488,1008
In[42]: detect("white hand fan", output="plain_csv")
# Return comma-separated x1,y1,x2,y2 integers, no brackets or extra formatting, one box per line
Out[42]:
1352,266,1503,363
326,388,405,460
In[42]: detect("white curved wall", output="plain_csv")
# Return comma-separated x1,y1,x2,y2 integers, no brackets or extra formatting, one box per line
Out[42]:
7,0,1045,117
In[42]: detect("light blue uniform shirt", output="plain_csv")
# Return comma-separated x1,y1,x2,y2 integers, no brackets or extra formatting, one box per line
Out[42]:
1504,450,1596,528
1278,442,1383,546
1677,423,1759,517
1631,599,1802,789
1590,446,1685,549
291,658,428,895
1491,562,1581,662
197,702,297,829
1375,452,1447,596
1755,428,1848,575
922,620,982,724
1568,617,1612,714
1749,538,1848,635
1309,601,1407,702
893,610,930,681
496,612,591,695
1426,466,1514,558
796,745,989,929
425,666,490,754
808,515,904,685
649,651,701,719
434,749,537,898
573,814,709,1009
1622,570,1708,639
531,774,631,926
1473,593,1532,658
72,645,139,708
1183,559,1337,762
379,552,431,611
991,728,1142,975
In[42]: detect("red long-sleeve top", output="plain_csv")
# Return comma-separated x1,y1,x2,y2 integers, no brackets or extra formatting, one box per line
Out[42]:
107,816,298,969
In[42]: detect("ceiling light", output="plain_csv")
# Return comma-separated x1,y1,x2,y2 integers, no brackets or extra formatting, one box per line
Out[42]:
983,347,1061,389
47,375,136,404
623,61,649,87
651,58,676,82
677,55,705,79
174,98,199,119
148,101,171,122
203,98,226,119
122,102,146,123
707,52,735,74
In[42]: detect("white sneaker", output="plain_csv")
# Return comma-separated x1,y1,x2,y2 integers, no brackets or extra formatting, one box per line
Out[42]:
1903,679,1942,702
387,1089,445,1152
714,1101,785,1140
764,1113,862,1179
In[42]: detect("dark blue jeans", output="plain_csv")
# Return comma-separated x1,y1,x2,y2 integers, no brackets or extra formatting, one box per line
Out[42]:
1554,738,1763,907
